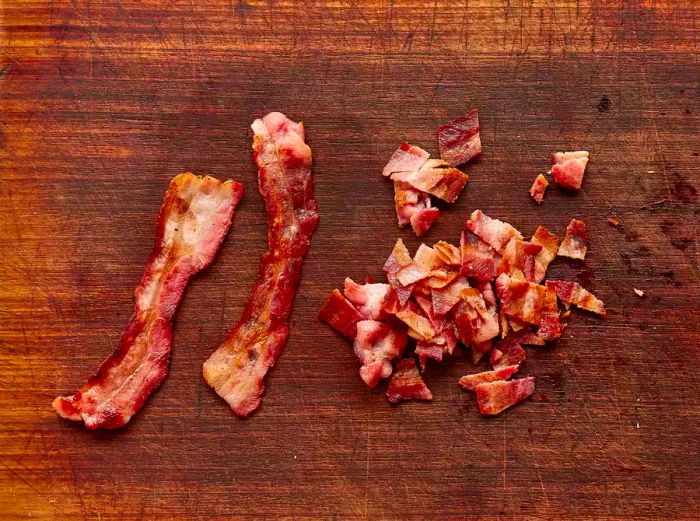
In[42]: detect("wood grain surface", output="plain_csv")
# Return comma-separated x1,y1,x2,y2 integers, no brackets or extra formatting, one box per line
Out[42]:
1,1,698,519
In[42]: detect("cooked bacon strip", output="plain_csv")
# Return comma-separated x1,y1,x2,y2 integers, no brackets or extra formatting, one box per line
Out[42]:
319,289,364,338
476,378,535,415
497,238,543,283
538,282,563,341
382,143,430,177
393,181,440,237
551,151,589,190
558,218,588,260
529,174,548,204
531,226,559,283
437,109,483,167
460,231,498,282
434,240,461,266
353,320,408,388
54,173,243,429
466,210,523,254
344,278,390,320
495,272,547,325
391,159,469,203
387,358,433,404
459,365,519,391
203,112,319,417
383,239,414,305
550,280,606,315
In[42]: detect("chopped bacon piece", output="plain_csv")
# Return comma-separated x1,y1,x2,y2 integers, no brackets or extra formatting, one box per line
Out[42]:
608,217,620,227
466,210,523,254
203,112,319,417
558,218,588,260
460,231,498,282
454,287,500,345
383,238,415,305
634,288,645,297
431,276,470,316
396,244,443,286
384,291,437,341
531,226,559,283
508,316,528,331
382,143,430,177
498,238,543,283
343,278,391,320
490,345,526,369
54,173,243,429
319,289,364,338
393,181,440,237
538,282,563,341
495,272,547,325
551,150,589,190
529,174,549,204
416,341,444,368
391,159,469,203
386,359,433,404
551,280,606,315
459,365,520,391
476,378,535,415
437,109,483,167
353,320,408,388
433,240,461,266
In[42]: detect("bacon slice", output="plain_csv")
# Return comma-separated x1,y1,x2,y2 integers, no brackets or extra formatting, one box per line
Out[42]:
459,365,520,391
460,230,498,282
497,238,543,283
203,112,319,417
391,159,469,203
476,378,535,415
343,278,391,320
551,151,589,190
393,181,440,237
538,282,563,341
386,358,433,404
54,173,243,429
495,272,547,325
558,218,588,260
531,226,559,283
353,320,408,388
382,143,430,177
437,109,483,167
529,174,548,204
550,280,606,316
466,210,523,254
319,289,364,338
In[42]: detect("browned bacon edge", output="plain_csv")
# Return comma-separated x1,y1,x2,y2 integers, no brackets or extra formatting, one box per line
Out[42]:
202,112,319,417
53,173,243,429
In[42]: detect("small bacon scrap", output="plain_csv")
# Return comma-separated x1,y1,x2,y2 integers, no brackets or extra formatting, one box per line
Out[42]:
437,109,483,167
608,217,620,227
460,230,498,282
203,112,319,417
495,272,547,325
551,151,589,190
538,282,563,341
382,143,430,177
498,238,543,283
454,287,499,345
393,181,440,237
386,358,433,404
434,241,461,266
354,320,408,388
319,289,364,338
384,292,437,341
54,173,243,429
531,226,559,283
466,210,523,254
476,378,535,415
634,288,645,297
384,238,415,305
431,276,470,316
459,365,519,391
558,218,588,260
344,278,391,320
551,280,606,315
529,174,548,204
391,158,469,203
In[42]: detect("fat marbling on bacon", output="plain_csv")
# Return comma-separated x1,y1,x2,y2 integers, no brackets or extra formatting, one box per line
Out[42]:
203,112,319,417
54,173,243,429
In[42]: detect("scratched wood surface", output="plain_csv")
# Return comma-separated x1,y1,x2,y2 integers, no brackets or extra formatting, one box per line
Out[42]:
1,1,699,519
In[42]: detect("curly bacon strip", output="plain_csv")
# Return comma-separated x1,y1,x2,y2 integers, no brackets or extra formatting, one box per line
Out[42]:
203,112,319,417
53,173,243,429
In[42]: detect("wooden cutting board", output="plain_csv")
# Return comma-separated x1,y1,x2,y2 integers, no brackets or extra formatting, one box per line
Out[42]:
1,1,698,519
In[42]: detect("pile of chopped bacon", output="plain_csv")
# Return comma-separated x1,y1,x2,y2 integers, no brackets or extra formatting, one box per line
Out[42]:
382,110,481,237
320,210,606,415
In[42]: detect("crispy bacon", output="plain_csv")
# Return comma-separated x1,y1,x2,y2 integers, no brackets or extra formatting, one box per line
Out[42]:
353,320,408,388
382,143,430,177
476,378,535,415
319,289,364,338
384,291,437,341
551,280,606,315
383,239,414,305
203,112,319,417
434,240,461,266
396,244,443,286
416,341,444,366
490,345,526,369
393,181,440,237
551,151,589,190
558,218,588,260
495,272,547,325
497,238,543,283
432,276,470,316
386,358,433,404
529,174,548,204
344,278,391,320
531,226,559,283
54,173,243,429
437,109,483,167
454,287,500,345
460,231,498,282
466,210,523,254
538,282,563,341
391,159,469,203
459,365,519,391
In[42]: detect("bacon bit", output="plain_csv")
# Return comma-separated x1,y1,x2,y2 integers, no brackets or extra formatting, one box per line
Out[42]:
343,278,391,320
508,317,528,331
431,276,470,316
531,226,559,283
529,174,548,204
434,240,461,266
459,365,520,391
490,344,526,369
391,158,469,203
416,341,444,367
384,291,437,340
498,238,543,283
476,378,535,415
634,288,645,297
466,209,523,254
608,217,620,226
319,289,365,338
384,239,415,305
382,143,430,177
396,244,442,286
551,150,589,190
538,282,563,341
550,280,606,315
386,358,433,404
558,219,588,260
437,109,483,167
460,230,499,282
495,272,547,325
454,288,500,345
54,173,243,429
203,112,319,417
393,181,440,237
354,320,408,388
499,309,509,338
